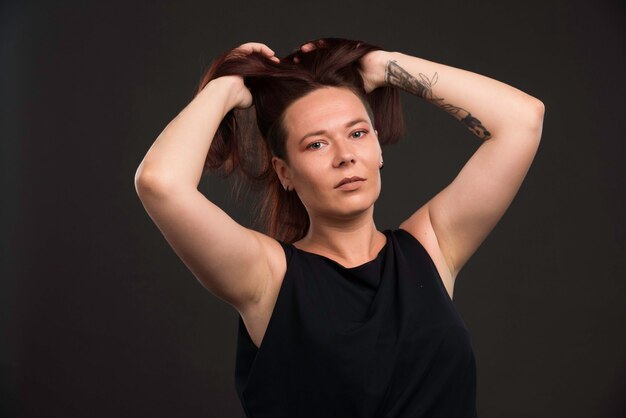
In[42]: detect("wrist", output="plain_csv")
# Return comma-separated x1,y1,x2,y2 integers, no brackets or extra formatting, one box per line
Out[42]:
203,76,246,113
380,51,401,86
362,50,398,91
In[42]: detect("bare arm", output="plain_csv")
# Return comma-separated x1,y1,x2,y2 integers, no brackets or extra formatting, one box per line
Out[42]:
134,43,282,310
381,52,544,281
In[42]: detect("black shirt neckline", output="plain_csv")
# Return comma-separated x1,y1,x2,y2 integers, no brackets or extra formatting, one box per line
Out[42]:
291,229,390,270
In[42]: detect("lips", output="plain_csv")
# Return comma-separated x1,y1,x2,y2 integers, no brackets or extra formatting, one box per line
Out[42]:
335,176,366,188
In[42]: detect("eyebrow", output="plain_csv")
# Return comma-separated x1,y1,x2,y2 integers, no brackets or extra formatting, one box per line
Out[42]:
298,118,370,144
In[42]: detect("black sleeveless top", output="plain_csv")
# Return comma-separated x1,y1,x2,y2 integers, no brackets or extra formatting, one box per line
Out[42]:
234,228,477,417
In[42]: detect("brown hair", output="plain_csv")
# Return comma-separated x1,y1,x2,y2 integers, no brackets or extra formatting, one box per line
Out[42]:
194,38,405,243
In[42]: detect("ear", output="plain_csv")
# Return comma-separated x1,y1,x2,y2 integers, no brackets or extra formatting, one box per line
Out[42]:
272,156,292,185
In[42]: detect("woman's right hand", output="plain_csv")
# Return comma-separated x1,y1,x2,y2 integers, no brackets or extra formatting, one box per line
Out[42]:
212,75,253,110
232,41,280,64
215,42,280,110
136,42,286,317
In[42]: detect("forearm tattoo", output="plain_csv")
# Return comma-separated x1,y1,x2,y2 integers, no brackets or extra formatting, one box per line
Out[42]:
385,60,492,140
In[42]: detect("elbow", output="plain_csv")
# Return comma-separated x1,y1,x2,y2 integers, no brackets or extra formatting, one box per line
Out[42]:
134,171,155,199
533,99,546,140
134,164,172,199
135,162,197,200
134,161,150,196
524,97,545,136
532,98,545,120
494,97,545,143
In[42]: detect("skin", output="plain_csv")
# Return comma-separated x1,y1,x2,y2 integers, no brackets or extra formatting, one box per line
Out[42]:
271,86,387,267
136,40,543,350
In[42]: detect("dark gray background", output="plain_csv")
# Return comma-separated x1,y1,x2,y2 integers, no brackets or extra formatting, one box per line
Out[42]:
2,0,624,417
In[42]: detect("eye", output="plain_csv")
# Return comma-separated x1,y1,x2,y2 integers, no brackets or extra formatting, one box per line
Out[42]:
351,129,368,139
307,141,324,150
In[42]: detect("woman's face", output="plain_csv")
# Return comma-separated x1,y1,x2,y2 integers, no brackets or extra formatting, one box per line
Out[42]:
272,86,383,221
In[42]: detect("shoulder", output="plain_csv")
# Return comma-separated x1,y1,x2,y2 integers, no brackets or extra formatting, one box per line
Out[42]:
398,205,456,299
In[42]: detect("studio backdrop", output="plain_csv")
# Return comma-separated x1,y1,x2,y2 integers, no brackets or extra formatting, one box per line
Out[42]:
1,0,624,417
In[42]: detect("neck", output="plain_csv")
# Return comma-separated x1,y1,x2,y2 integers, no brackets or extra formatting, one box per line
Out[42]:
295,208,386,265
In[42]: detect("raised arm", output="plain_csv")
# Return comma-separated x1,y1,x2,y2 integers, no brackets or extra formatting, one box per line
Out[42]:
134,43,283,311
364,50,545,283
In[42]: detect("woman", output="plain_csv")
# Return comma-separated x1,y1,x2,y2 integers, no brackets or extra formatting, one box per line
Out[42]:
135,38,544,417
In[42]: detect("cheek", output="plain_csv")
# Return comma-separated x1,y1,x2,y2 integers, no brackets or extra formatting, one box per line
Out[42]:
363,151,380,169
290,162,322,190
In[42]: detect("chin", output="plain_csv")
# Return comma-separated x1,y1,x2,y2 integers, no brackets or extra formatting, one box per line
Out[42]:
307,187,380,216
333,194,378,216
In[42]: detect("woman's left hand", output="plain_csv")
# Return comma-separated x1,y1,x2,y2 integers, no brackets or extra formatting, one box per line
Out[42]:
299,41,395,93
356,49,395,93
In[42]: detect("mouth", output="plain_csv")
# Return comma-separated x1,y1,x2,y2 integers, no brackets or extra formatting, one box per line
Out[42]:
335,176,366,188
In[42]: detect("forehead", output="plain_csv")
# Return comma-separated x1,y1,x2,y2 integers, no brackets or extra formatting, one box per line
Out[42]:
283,87,370,139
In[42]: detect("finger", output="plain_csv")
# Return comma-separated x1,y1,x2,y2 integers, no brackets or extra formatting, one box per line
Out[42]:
300,42,314,52
255,44,280,63
260,44,276,56
238,42,274,56
301,38,327,51
237,42,280,62
262,49,280,63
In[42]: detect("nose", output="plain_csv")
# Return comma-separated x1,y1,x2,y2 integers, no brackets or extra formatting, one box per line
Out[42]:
334,141,356,167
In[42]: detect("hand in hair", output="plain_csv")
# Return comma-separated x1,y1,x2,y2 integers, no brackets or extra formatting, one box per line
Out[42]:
297,38,393,93
358,49,394,93
218,42,281,109
232,42,280,64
